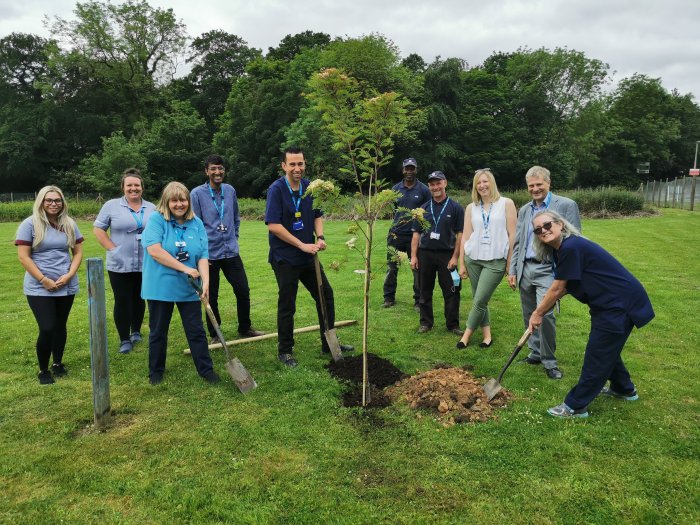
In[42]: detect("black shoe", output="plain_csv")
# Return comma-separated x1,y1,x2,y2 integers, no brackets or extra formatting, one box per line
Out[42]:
520,356,541,365
381,300,395,308
149,374,163,386
456,340,468,349
449,328,464,336
203,371,221,384
51,363,68,377
239,328,265,338
278,353,298,368
417,325,431,334
322,344,355,354
546,367,563,380
479,340,493,348
38,370,55,385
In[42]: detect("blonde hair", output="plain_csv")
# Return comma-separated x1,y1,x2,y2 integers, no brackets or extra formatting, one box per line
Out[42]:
471,169,501,204
28,186,77,248
157,182,194,221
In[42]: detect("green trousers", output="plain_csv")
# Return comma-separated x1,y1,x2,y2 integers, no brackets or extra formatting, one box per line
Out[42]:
465,257,506,330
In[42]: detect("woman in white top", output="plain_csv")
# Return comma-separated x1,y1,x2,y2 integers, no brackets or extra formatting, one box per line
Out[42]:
456,169,516,348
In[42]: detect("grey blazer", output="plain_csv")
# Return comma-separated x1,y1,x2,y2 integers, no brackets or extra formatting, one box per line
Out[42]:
509,194,581,286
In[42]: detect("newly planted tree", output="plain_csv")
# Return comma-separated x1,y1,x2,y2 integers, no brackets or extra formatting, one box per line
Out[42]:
305,68,424,405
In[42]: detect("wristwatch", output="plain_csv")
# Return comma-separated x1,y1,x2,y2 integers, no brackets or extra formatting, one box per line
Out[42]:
316,235,325,241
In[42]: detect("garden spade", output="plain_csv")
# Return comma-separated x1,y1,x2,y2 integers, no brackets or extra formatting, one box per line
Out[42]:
313,254,343,362
484,329,531,401
189,278,257,393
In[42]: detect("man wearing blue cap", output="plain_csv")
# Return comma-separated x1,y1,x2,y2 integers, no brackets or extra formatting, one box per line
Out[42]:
382,157,431,309
410,171,464,335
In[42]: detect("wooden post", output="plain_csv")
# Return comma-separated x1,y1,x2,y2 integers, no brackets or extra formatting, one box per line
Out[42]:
672,178,678,208
87,258,111,429
681,177,687,209
663,178,668,208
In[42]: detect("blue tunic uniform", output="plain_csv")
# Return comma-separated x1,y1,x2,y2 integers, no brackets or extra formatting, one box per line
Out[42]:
553,235,654,410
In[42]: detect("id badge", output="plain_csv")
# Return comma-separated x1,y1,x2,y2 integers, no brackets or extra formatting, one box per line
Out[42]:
480,234,491,245
429,232,441,240
135,234,142,241
176,250,190,262
217,224,228,232
292,220,304,231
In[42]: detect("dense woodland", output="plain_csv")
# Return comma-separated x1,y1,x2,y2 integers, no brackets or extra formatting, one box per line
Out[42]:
1,0,699,197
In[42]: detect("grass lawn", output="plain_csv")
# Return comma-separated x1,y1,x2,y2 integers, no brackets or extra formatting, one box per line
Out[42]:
0,208,698,524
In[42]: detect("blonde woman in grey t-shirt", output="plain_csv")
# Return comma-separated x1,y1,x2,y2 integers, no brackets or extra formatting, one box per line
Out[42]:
456,169,516,349
15,186,84,385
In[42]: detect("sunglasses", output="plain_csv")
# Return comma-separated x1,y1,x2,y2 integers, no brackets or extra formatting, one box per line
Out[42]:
475,168,491,174
533,221,554,236
44,198,63,205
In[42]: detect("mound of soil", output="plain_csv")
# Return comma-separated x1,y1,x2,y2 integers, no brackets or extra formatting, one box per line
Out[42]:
325,353,408,388
385,365,512,426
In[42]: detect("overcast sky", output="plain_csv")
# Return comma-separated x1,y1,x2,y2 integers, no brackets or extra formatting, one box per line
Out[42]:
1,0,698,100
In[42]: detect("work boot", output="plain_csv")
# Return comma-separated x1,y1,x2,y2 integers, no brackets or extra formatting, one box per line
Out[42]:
51,363,67,377
381,299,395,308
278,353,298,368
38,370,55,385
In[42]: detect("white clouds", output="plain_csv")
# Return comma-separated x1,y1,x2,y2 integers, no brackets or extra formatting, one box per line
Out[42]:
0,0,697,98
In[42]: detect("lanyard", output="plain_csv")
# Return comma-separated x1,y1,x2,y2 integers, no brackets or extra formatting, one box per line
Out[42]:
171,220,187,242
429,197,450,232
208,185,225,224
284,177,304,216
130,208,144,231
480,201,492,231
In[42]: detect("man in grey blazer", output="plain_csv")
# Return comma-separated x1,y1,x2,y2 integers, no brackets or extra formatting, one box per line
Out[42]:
508,166,581,379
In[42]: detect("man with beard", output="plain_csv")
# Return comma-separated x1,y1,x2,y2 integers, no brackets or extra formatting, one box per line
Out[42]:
191,154,265,344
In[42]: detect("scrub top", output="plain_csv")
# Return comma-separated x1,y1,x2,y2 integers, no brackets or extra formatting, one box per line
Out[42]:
554,235,654,333
15,217,84,296
141,212,209,302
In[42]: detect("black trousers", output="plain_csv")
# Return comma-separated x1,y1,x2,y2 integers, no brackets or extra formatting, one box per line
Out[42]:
147,300,214,380
26,295,75,370
271,260,335,354
383,233,419,303
206,256,252,337
417,249,461,330
107,271,145,342
565,317,636,410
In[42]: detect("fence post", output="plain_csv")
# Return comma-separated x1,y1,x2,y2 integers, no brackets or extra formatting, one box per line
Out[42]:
672,178,677,208
663,178,668,208
691,177,697,212
87,258,111,429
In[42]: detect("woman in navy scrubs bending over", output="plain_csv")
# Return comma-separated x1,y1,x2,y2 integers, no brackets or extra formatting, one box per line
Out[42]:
528,210,654,419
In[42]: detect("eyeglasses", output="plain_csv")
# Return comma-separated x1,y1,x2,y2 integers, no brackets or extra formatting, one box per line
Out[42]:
207,166,225,172
44,198,63,205
533,221,554,236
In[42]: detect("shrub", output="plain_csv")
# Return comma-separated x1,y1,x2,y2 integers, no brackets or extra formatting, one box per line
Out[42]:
568,188,645,216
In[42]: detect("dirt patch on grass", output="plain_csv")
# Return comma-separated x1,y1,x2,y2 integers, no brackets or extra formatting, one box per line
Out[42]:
385,364,512,426
325,353,408,409
326,356,511,423
71,409,137,438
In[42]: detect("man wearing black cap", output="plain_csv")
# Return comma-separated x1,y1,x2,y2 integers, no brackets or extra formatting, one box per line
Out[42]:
382,157,431,309
410,171,465,334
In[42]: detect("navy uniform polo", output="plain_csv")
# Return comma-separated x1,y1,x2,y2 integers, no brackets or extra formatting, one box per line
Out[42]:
413,197,465,251
264,176,322,266
390,181,431,237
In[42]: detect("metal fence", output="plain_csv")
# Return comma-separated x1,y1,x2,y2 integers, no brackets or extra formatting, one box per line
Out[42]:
0,192,104,203
641,177,699,210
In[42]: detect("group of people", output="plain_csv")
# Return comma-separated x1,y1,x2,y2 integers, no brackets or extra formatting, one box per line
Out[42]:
383,159,654,418
15,148,653,418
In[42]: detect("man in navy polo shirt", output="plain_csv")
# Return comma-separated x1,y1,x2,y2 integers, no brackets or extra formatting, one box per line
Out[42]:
410,171,465,335
191,154,264,344
265,146,354,367
382,157,431,310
